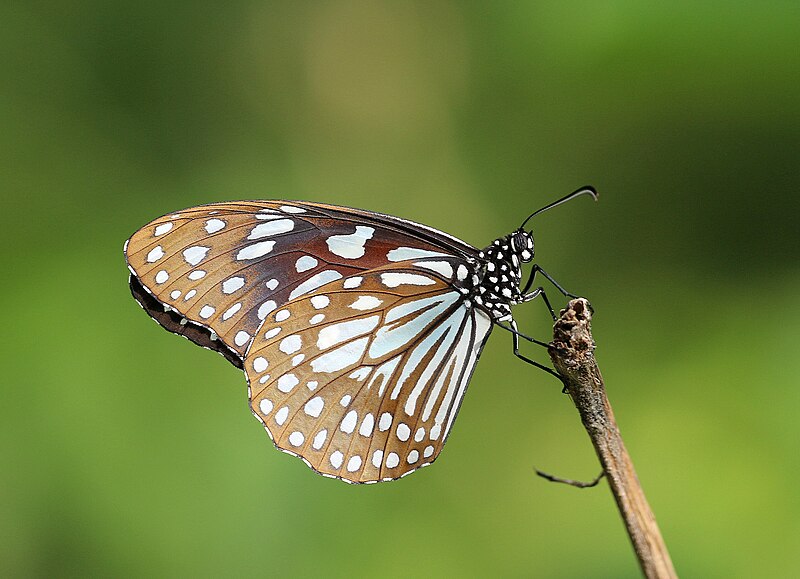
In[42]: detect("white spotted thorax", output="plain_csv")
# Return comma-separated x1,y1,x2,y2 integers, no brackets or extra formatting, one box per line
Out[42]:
124,193,591,485
472,229,535,322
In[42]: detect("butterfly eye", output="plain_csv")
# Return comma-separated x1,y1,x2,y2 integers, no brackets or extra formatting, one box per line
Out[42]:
511,230,534,260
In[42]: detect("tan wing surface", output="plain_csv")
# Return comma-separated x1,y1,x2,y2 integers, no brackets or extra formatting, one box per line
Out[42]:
245,259,493,483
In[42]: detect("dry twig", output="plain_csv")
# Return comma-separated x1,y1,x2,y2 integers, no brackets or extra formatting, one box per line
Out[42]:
534,467,605,488
548,299,677,579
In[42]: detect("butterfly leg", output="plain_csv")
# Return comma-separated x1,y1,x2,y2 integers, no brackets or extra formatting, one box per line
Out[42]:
506,320,566,385
522,264,578,300
523,286,557,321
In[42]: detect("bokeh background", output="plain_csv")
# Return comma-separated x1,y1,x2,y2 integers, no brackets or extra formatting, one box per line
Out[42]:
2,2,799,577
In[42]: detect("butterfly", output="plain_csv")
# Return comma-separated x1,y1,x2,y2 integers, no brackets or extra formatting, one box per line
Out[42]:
124,187,597,484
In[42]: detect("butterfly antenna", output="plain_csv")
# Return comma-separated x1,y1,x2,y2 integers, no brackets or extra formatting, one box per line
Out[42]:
520,186,598,229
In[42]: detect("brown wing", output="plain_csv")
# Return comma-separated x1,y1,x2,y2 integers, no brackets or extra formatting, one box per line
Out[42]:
124,201,467,365
245,259,493,484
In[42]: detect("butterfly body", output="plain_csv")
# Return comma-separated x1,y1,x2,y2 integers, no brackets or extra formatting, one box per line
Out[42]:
125,192,595,483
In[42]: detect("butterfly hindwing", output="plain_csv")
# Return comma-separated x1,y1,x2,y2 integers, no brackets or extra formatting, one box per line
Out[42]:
245,259,493,483
125,201,470,363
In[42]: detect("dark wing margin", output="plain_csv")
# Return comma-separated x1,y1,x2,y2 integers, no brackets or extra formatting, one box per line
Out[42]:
128,274,243,368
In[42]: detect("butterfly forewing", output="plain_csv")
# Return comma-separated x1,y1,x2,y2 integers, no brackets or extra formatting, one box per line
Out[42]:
245,260,493,483
125,201,464,362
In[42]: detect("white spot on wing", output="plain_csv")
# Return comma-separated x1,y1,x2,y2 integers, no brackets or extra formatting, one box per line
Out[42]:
277,373,299,393
304,397,324,418
346,455,362,472
183,246,209,266
236,241,275,260
396,423,410,441
380,273,436,288
289,271,343,300
288,432,305,447
279,335,302,354
295,255,318,273
330,451,343,468
147,246,165,262
256,210,281,219
348,296,383,311
340,410,358,434
386,452,400,468
325,226,374,259
199,305,215,319
343,276,363,289
188,270,206,280
266,278,279,290
312,429,327,449
414,260,453,278
378,412,392,431
222,276,245,294
204,219,225,233
154,223,173,236
222,302,242,320
280,205,306,213
234,331,250,347
275,406,289,425
359,413,375,437
257,300,277,319
253,357,268,372
155,270,169,284
248,219,294,239
310,295,330,309
259,399,273,414
387,247,448,261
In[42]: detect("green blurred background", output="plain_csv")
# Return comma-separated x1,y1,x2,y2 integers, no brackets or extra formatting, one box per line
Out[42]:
2,1,799,577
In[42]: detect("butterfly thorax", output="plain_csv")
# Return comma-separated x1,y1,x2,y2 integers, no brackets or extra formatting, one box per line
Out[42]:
473,229,534,322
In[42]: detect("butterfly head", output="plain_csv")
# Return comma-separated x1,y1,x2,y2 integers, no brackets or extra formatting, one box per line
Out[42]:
511,229,534,263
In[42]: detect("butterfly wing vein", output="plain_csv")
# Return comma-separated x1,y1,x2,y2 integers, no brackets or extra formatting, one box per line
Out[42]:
245,267,493,483
125,200,494,483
